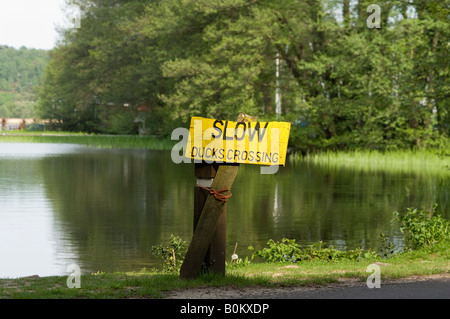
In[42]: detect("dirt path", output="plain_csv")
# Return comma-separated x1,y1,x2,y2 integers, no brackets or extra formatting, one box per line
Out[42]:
164,273,449,299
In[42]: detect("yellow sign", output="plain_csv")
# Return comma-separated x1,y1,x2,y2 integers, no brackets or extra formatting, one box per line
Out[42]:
186,117,291,166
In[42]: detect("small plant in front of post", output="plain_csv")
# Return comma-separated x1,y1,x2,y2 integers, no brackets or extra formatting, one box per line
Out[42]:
151,234,187,273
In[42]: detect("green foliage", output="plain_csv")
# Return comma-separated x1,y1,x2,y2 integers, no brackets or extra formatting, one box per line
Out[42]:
393,205,450,251
250,204,449,264
249,238,300,263
35,0,449,148
226,256,251,269
151,235,187,273
378,232,396,258
0,46,48,118
100,110,139,135
249,238,378,263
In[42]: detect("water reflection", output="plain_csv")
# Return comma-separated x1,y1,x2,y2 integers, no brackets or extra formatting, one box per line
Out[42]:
0,153,78,278
0,143,448,277
227,162,449,257
0,142,88,159
40,148,194,275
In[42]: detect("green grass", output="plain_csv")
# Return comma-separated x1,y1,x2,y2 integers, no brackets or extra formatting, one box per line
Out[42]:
291,148,450,175
0,132,175,151
1,245,448,299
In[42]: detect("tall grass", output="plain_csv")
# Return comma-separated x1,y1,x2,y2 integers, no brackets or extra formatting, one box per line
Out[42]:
0,133,175,151
290,149,450,176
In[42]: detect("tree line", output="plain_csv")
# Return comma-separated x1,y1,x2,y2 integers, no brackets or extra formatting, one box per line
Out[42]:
37,0,449,151
0,46,49,118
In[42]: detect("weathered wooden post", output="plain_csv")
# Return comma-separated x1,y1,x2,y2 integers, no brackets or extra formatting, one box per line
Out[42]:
180,113,291,279
181,164,239,279
194,162,227,275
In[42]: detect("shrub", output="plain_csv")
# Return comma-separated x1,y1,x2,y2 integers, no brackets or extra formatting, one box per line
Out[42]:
378,232,396,258
151,234,187,273
249,239,377,263
249,238,301,263
392,204,450,251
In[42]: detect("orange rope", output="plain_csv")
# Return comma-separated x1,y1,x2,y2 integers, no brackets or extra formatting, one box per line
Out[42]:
197,185,232,203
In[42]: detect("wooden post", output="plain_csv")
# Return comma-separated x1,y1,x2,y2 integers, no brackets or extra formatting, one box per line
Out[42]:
194,162,226,275
180,164,239,279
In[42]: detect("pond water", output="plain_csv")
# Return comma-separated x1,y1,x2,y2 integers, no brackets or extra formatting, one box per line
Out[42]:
0,143,448,278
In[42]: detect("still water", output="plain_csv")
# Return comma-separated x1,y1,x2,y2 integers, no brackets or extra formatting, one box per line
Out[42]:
0,143,448,278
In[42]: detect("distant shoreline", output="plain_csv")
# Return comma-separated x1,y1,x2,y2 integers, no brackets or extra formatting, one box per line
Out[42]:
0,133,175,151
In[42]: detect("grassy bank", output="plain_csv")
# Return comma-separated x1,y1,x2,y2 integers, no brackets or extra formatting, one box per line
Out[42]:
0,244,448,299
0,131,175,151
291,148,450,176
3,205,448,299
